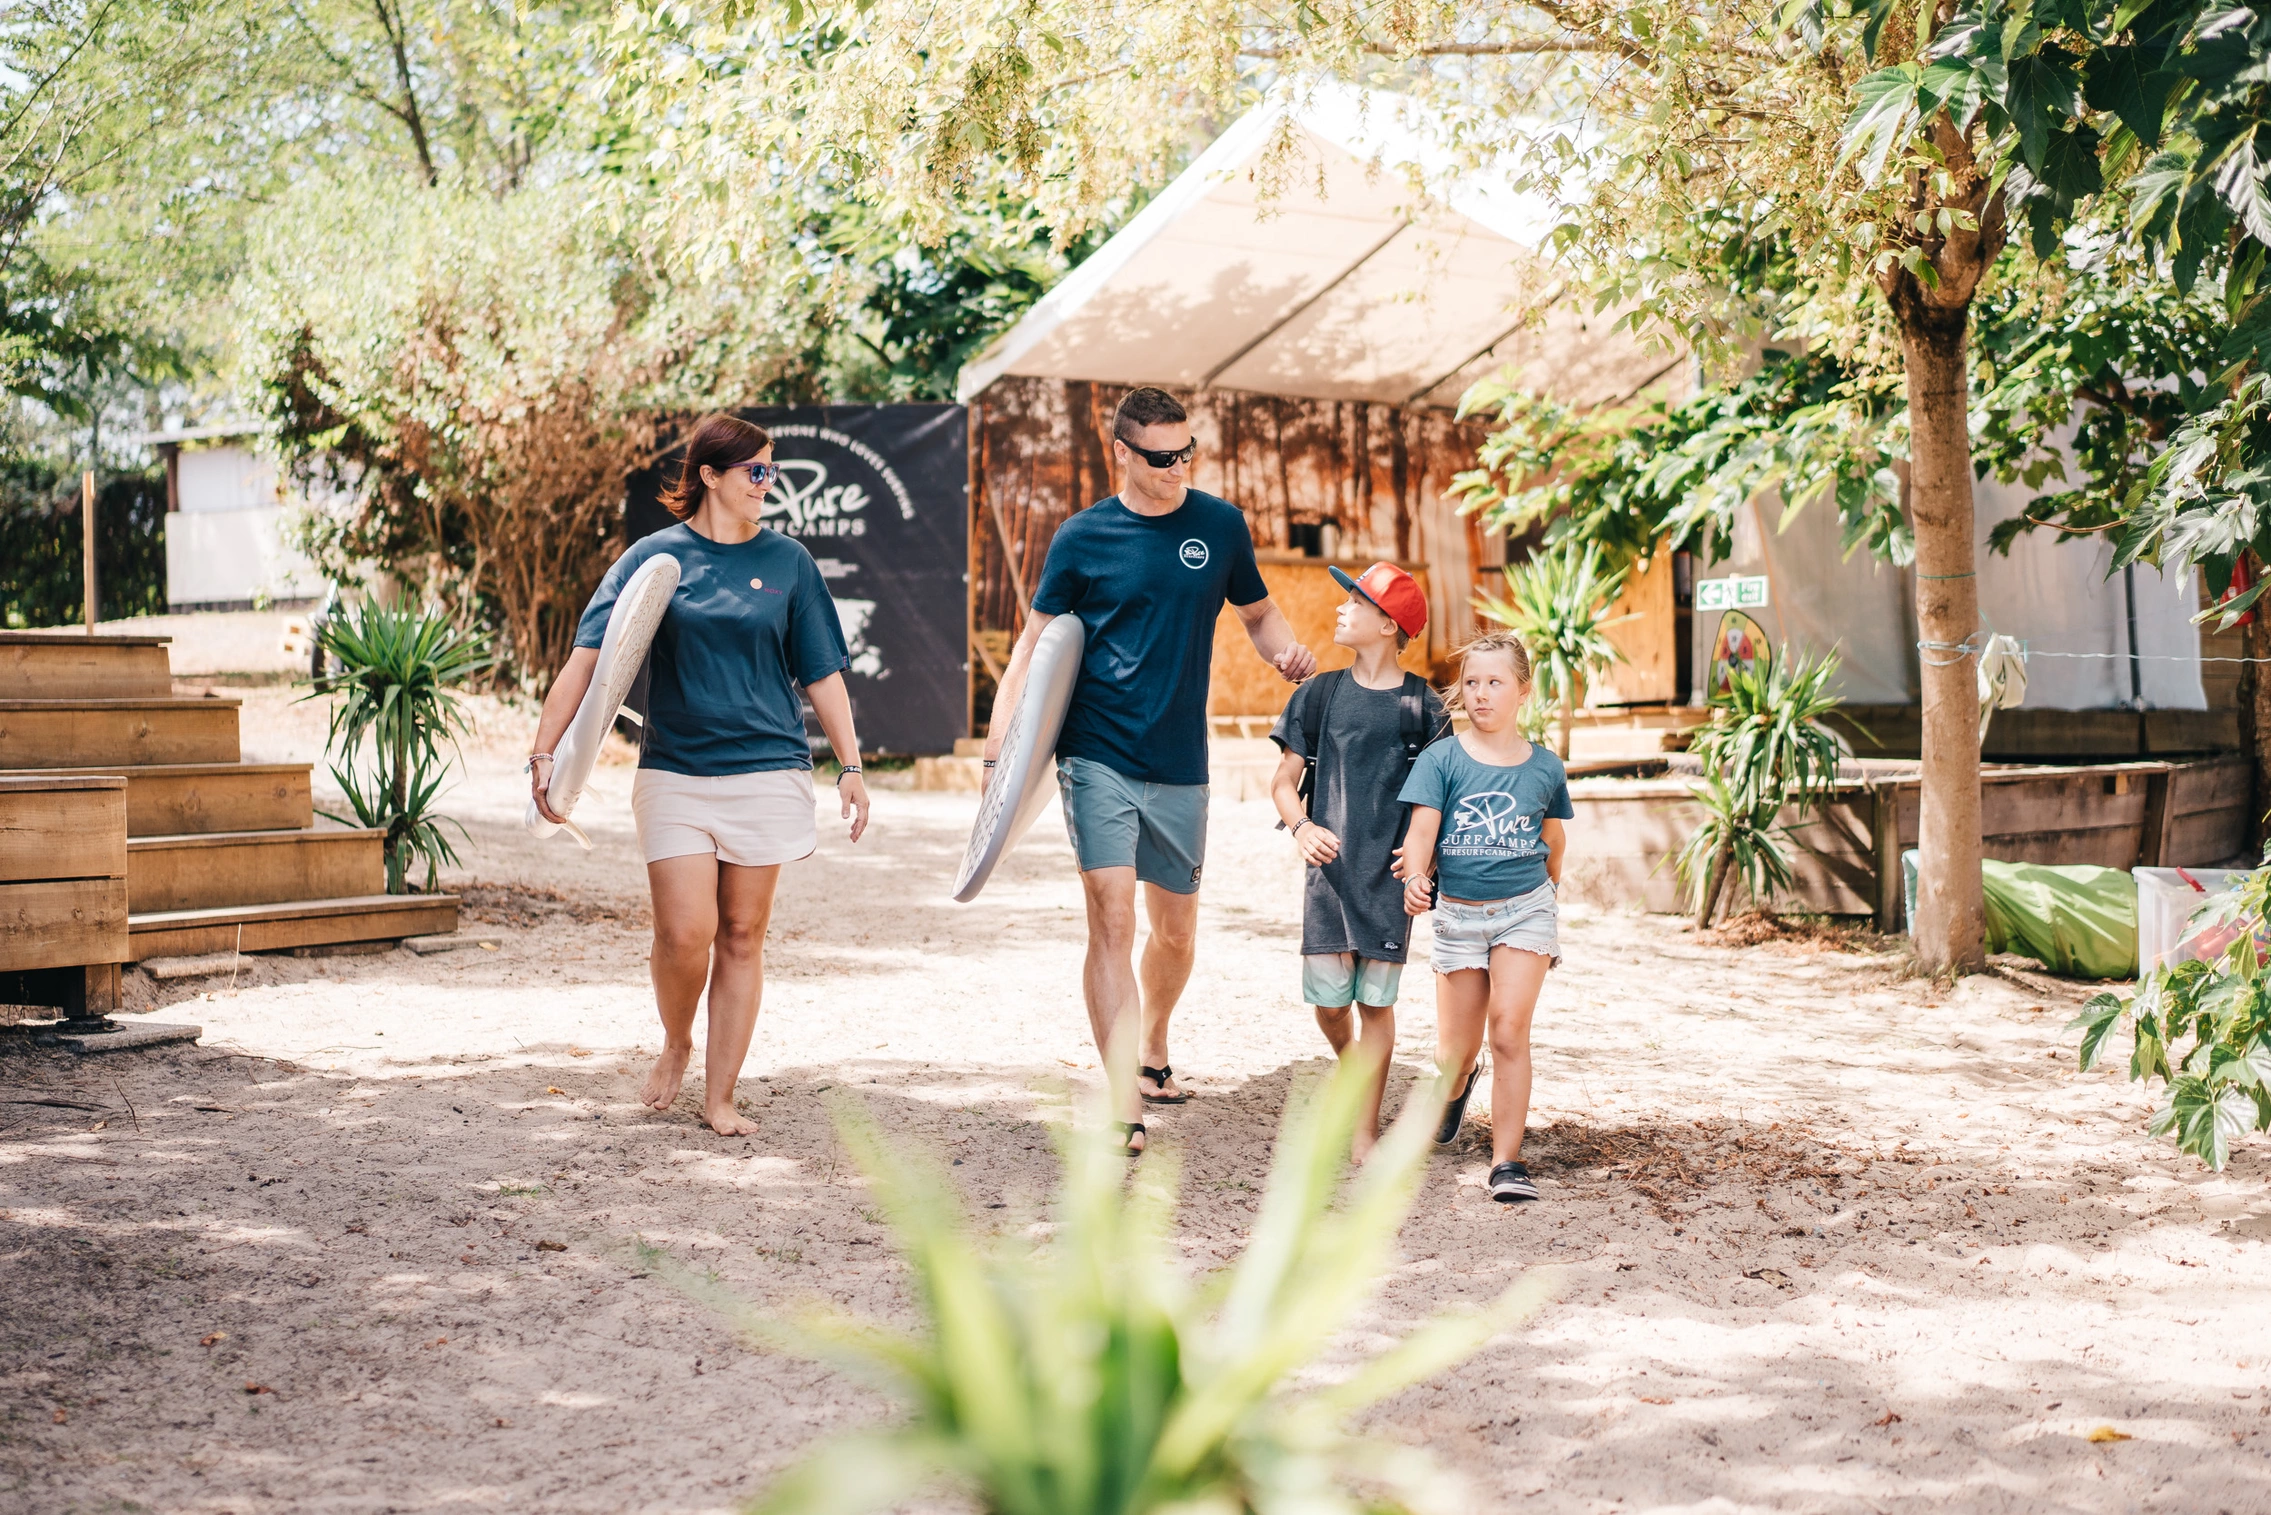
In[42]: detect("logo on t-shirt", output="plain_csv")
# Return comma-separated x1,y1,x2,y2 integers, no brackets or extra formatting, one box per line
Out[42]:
1178,539,1210,570
1443,791,1541,856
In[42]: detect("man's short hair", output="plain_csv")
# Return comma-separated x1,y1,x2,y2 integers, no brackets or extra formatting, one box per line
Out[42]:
1112,386,1188,441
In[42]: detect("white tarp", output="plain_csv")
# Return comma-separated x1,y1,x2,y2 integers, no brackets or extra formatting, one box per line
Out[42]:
1693,475,2204,710
957,83,1675,411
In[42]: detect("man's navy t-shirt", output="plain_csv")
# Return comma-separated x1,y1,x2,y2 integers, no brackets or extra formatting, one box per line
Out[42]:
1030,490,1268,786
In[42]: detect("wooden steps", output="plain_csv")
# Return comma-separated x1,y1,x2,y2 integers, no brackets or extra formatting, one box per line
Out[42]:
127,826,385,912
0,697,242,768
0,631,172,699
35,763,312,835
128,894,459,960
0,633,459,987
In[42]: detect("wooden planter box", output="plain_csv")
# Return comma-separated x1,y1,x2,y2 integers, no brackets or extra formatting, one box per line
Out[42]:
1563,755,2251,928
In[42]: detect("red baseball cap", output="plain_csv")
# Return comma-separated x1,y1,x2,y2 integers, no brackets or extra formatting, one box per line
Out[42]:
1329,562,1427,639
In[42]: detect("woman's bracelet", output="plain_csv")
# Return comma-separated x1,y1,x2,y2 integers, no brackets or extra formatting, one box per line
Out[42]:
524,753,554,773
835,766,861,783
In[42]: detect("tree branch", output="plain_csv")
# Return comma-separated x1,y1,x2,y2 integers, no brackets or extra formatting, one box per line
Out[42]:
371,0,438,186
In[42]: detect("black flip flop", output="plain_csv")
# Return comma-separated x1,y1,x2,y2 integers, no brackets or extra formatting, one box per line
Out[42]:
1117,1120,1146,1156
1435,1064,1481,1148
1139,1064,1191,1105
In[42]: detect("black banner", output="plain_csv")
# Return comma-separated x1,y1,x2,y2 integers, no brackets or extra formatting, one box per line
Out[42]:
625,404,970,756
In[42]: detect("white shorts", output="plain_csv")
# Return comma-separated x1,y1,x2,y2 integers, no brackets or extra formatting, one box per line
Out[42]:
631,768,817,867
1430,883,1561,972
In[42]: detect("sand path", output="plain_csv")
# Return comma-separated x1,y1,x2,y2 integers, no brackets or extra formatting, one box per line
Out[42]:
4,690,2269,1513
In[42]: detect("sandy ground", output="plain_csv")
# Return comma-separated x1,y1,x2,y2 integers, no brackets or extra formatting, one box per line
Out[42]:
6,687,2271,1514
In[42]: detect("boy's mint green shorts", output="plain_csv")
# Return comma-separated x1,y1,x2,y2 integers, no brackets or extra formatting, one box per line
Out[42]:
1302,953,1404,1008
1057,756,1208,894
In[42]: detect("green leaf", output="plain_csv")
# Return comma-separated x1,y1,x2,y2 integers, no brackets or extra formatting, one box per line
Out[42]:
2081,44,2177,147
1840,63,1925,184
2006,48,2083,166
2035,123,2107,199
2072,991,2128,1071
2211,127,2271,247
749,1432,956,1515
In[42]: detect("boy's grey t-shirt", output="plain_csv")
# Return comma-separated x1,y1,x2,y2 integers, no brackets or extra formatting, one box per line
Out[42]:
1397,737,1573,902
1271,672,1449,963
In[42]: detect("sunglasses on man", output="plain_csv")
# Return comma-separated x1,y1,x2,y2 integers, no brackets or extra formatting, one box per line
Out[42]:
1116,434,1197,469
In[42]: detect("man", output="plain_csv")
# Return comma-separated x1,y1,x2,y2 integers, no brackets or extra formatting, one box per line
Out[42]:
985,386,1317,1153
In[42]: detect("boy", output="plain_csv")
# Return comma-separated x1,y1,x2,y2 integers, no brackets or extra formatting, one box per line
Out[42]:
1270,562,1446,1161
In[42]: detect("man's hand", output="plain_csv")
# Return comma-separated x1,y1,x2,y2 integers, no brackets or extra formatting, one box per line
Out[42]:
1402,872,1435,916
1293,821,1341,866
1273,642,1318,683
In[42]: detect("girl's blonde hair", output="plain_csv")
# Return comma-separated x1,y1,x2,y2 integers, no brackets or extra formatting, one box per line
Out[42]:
1455,629,1535,684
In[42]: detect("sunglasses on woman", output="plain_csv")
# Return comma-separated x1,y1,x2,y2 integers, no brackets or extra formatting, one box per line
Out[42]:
734,461,781,486
1117,434,1197,469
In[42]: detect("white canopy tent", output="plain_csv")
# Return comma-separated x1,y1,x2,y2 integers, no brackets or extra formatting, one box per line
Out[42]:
957,82,1677,411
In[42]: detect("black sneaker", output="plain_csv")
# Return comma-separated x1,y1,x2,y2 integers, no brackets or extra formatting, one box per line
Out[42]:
1434,1065,1481,1147
1488,1161,1539,1203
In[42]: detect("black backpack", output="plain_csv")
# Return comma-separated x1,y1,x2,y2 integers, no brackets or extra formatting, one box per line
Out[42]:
1277,669,1447,829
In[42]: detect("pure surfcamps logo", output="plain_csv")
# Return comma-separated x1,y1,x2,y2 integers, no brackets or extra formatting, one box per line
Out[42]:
1179,539,1210,570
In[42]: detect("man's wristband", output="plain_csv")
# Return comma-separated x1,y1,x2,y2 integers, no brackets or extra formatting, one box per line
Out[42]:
982,759,997,769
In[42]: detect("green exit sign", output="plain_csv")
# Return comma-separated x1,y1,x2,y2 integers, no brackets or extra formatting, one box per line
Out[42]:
1696,575,1770,611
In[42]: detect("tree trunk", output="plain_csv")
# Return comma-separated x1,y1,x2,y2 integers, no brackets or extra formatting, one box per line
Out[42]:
1897,310,1987,973
1558,681,1575,761
1695,839,1732,930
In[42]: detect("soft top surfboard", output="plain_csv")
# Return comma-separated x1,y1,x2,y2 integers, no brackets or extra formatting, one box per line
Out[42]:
953,614,1084,901
527,552,679,849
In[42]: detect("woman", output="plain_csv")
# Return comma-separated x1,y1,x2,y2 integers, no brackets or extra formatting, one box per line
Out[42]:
530,413,870,1136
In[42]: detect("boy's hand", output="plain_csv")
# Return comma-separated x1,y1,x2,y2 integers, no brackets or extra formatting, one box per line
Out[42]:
1293,821,1341,865
1403,873,1435,916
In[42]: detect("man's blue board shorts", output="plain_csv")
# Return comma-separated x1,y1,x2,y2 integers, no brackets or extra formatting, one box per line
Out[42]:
1058,756,1208,895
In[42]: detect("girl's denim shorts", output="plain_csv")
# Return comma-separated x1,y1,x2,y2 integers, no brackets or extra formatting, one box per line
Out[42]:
1430,882,1560,972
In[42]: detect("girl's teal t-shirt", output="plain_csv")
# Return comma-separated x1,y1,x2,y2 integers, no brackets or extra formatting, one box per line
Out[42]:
575,524,850,776
1396,736,1573,902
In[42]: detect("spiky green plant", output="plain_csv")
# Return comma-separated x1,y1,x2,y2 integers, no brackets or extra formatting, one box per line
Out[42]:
2072,858,2271,1170
304,600,490,892
1473,543,1630,759
651,1066,1554,1515
1675,645,1850,927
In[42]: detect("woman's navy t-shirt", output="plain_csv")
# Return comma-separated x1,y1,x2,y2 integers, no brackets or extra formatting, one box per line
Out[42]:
1397,736,1574,902
574,524,850,776
1030,490,1268,786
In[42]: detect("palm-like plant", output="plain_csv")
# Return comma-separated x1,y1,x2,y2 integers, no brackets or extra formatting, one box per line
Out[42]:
1674,645,1850,927
1473,543,1631,759
304,601,491,892
655,1067,1554,1515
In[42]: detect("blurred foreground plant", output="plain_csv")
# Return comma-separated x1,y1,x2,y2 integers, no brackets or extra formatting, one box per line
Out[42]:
652,1065,1554,1515
1675,646,1849,928
2073,860,2271,1171
306,601,489,893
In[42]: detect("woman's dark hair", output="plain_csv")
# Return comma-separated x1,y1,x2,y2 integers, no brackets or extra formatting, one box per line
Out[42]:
658,413,773,521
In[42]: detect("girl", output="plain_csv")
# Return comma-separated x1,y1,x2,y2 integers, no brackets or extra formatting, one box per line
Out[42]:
530,413,869,1137
1395,632,1570,1203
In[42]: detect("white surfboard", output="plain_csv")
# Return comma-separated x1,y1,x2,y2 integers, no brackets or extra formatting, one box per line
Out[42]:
953,614,1085,901
526,553,680,849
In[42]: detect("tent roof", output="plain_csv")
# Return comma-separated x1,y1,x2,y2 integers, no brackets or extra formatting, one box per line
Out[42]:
957,83,1678,410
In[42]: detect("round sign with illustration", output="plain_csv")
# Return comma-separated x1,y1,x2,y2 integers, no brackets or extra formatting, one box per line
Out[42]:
1707,609,1768,702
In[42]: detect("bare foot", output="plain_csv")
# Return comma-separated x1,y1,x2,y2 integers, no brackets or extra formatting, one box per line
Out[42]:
1349,1135,1377,1167
704,1102,758,1137
640,1046,690,1111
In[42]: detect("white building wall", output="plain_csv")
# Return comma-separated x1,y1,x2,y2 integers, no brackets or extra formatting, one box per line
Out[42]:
166,443,324,606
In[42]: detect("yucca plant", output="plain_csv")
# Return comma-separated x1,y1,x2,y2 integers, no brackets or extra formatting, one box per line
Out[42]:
1675,645,1849,927
653,1066,1554,1515
1473,542,1630,759
304,600,491,892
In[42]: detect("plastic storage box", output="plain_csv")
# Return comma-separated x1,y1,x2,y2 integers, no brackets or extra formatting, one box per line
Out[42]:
2133,866,2257,973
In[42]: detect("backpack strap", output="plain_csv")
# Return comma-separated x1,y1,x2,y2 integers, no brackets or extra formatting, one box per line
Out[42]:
1276,670,1344,831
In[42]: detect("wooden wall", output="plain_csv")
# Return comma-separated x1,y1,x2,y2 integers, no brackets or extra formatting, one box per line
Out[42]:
969,376,1495,670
